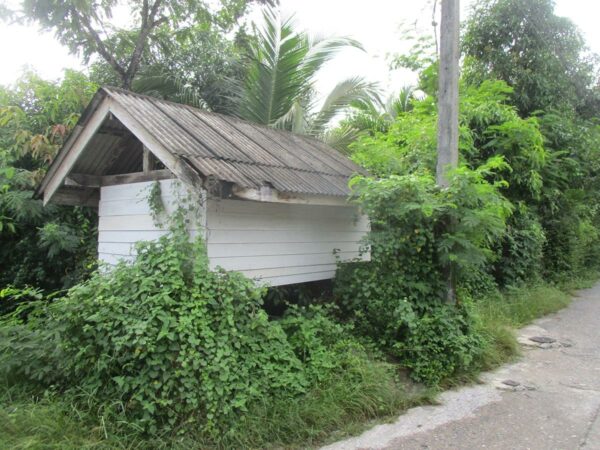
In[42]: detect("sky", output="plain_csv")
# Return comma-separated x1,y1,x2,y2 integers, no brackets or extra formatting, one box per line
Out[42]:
0,0,599,99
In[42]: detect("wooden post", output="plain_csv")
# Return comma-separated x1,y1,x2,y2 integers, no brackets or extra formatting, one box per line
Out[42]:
143,146,153,173
436,0,460,304
436,0,460,188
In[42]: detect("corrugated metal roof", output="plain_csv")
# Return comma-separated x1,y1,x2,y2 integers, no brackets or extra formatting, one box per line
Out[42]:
100,87,364,197
37,87,367,201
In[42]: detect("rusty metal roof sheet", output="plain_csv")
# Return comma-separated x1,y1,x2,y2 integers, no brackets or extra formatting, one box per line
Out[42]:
97,87,365,197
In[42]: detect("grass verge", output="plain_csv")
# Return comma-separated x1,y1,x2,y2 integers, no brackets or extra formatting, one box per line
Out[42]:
472,271,598,373
0,360,434,450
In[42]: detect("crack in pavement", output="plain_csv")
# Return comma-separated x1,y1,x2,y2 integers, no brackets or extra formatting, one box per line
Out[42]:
580,403,600,449
559,382,600,393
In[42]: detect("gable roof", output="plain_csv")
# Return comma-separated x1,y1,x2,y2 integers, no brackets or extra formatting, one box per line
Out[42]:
37,87,366,204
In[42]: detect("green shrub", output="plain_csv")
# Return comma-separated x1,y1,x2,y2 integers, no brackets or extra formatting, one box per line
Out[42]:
1,232,308,436
0,285,44,317
334,162,508,383
278,304,354,384
393,305,484,385
493,205,545,286
1,222,427,444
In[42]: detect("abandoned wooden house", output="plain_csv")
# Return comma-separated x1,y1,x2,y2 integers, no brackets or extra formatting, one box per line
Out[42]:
35,87,370,286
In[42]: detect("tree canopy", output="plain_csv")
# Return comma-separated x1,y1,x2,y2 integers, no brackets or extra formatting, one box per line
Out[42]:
463,0,600,117
7,0,269,91
0,71,98,290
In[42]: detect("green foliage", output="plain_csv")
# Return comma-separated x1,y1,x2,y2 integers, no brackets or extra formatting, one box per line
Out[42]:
0,212,425,444
0,71,98,291
335,74,598,384
335,163,510,384
11,0,265,90
463,0,600,118
233,5,377,144
0,351,431,450
0,285,43,317
395,304,484,385
278,305,354,384
492,205,545,286
1,232,304,436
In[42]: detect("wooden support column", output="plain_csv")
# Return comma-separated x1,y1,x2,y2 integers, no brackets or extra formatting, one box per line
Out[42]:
142,146,154,173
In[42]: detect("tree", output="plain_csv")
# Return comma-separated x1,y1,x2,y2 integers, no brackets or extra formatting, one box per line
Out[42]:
233,6,377,145
343,86,417,135
89,22,250,112
0,71,98,290
7,0,267,90
463,0,600,118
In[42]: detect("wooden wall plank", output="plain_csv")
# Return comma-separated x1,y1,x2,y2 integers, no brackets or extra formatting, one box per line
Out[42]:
206,229,367,244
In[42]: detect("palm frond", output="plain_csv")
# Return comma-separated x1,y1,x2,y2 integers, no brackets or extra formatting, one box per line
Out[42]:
235,5,363,129
322,124,364,153
273,100,309,134
307,77,379,137
387,85,415,116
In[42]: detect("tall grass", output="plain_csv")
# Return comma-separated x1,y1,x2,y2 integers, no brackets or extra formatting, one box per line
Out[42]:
471,275,595,372
0,359,434,450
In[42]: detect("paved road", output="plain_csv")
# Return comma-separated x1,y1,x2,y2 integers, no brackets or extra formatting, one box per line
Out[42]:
323,284,600,450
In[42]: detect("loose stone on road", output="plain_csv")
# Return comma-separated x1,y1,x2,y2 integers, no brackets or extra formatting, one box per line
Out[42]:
323,283,600,450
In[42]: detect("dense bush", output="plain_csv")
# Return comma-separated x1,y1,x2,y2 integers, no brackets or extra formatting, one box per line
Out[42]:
394,304,483,385
335,161,510,384
0,71,98,291
0,230,309,436
0,217,418,441
334,76,600,384
492,205,545,286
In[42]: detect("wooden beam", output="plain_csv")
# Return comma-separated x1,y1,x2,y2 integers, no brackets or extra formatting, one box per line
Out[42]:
108,101,204,191
52,187,99,208
231,185,349,207
66,169,173,188
65,173,102,188
101,169,173,186
43,99,112,205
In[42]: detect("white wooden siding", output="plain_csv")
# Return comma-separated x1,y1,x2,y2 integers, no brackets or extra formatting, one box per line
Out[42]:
205,199,369,286
98,180,369,286
98,179,204,264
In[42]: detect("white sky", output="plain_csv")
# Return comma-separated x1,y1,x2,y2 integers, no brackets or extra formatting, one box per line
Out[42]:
0,0,599,99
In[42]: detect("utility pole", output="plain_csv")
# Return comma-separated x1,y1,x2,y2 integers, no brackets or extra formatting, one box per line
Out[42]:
436,0,460,188
436,0,460,304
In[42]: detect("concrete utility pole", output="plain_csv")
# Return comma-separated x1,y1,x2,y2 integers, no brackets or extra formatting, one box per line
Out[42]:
436,0,460,304
436,0,460,188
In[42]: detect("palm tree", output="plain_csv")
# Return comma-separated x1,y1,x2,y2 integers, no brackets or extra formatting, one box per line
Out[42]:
233,6,378,146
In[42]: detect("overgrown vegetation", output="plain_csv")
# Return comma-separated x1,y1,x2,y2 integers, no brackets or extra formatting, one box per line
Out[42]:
0,215,430,447
1,0,600,448
0,72,98,291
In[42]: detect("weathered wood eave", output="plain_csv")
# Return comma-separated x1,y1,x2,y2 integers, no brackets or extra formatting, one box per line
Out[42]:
34,89,109,202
